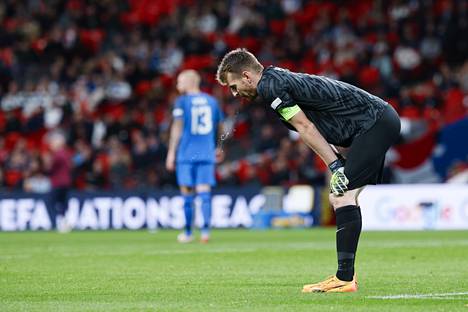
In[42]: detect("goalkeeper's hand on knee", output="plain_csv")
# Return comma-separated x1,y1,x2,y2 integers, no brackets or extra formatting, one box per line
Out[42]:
328,159,349,196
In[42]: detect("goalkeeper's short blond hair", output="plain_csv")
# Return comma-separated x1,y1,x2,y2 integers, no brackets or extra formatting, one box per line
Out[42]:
216,48,264,86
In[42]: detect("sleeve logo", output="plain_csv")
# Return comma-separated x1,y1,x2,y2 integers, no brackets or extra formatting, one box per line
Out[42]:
270,97,282,110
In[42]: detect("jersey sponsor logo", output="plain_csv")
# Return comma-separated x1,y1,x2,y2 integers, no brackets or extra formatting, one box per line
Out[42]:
271,97,282,110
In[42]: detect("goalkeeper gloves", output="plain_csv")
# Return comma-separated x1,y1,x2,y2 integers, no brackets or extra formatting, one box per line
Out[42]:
328,159,349,196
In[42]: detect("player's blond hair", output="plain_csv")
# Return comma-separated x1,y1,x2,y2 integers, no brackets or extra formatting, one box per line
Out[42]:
216,48,264,86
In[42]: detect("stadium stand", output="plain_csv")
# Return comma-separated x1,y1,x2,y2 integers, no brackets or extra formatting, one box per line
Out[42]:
0,0,466,191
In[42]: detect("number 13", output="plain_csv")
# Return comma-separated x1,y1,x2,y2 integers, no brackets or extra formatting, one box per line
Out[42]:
191,106,213,135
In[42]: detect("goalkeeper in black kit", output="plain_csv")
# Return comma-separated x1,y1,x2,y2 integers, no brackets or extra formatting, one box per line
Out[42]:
216,48,401,293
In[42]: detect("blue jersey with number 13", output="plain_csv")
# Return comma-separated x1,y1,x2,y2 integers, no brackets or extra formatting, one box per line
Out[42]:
173,93,223,163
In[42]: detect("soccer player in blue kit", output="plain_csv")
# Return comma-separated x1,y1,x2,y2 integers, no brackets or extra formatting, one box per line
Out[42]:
166,70,224,243
216,49,401,292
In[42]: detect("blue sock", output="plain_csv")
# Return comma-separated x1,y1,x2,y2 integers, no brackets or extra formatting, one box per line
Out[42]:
198,192,212,233
183,194,194,235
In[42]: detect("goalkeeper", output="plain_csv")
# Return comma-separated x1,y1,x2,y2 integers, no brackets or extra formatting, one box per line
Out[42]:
216,49,401,293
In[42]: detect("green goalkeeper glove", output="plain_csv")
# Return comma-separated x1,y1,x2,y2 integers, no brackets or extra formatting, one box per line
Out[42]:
328,159,349,196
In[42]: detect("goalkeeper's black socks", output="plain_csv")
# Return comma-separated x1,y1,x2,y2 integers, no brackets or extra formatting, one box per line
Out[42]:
335,205,362,282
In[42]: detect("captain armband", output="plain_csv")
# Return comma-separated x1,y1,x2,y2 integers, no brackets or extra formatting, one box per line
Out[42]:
277,105,301,121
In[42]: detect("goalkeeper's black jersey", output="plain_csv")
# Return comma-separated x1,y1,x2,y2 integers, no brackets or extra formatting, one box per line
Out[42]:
256,66,388,146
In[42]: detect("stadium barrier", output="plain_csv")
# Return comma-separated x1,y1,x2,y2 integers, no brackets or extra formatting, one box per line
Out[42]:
2,184,467,231
0,186,318,231
360,184,468,230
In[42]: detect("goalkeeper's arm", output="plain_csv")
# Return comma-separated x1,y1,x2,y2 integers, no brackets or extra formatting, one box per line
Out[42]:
286,108,338,166
285,107,349,196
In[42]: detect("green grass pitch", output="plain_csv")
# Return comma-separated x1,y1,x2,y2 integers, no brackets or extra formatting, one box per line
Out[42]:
0,229,467,311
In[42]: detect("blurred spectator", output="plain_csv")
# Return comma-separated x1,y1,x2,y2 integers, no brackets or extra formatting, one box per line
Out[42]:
108,136,131,189
43,131,72,232
23,154,51,193
255,124,279,153
4,139,30,189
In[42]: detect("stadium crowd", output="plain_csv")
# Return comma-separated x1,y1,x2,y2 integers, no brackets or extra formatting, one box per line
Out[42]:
0,0,467,191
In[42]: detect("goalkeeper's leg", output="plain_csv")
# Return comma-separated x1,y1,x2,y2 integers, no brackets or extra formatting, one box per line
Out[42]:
303,105,400,293
330,190,363,282
303,189,362,293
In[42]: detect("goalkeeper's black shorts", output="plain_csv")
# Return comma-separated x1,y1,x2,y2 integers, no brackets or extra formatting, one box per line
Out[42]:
344,105,401,190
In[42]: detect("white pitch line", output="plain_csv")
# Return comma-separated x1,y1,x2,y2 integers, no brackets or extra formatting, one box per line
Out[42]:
368,292,468,300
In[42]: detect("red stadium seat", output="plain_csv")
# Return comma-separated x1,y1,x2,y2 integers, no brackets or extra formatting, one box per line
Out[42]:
4,170,22,187
358,66,380,88
79,29,105,53
182,55,214,71
5,132,22,151
223,33,242,49
269,20,286,37
443,88,465,124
